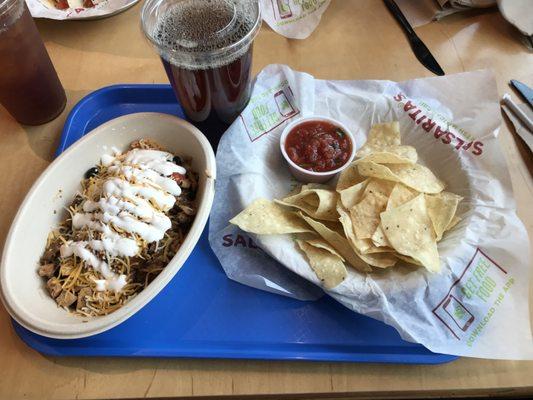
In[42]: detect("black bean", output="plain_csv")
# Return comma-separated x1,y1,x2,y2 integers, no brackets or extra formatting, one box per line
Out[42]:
84,167,99,179
172,156,183,165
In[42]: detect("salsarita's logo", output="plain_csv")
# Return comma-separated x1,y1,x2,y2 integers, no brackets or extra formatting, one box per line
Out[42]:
393,93,484,156
222,233,263,250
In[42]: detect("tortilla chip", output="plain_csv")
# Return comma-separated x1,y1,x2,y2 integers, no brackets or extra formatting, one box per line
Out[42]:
276,189,338,221
358,162,445,194
336,162,364,192
360,251,397,268
354,239,378,254
302,183,331,191
339,179,368,209
358,161,399,182
396,254,423,266
305,238,345,261
297,240,347,289
425,192,463,240
347,179,395,240
356,142,418,164
371,224,392,248
230,199,311,234
337,203,373,253
350,194,388,239
364,245,394,254
323,219,346,234
302,196,319,207
362,178,396,198
336,203,396,268
388,164,445,194
298,212,371,272
356,121,401,158
445,215,461,231
385,145,418,163
349,179,393,239
380,194,440,272
387,183,419,210
356,150,415,165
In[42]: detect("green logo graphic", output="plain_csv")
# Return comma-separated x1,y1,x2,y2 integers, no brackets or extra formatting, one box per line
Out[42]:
241,80,299,141
454,305,465,320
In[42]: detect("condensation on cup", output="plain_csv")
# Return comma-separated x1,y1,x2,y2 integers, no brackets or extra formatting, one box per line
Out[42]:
142,0,261,149
0,0,66,125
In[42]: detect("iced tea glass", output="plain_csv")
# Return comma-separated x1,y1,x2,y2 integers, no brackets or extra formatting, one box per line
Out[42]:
0,0,66,125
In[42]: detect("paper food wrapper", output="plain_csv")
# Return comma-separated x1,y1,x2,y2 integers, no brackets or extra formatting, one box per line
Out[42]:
209,64,533,359
396,0,495,27
27,0,137,20
260,0,330,39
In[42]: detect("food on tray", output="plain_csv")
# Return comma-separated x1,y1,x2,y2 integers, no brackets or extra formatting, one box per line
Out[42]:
47,0,99,10
284,120,353,172
230,121,462,288
38,139,198,316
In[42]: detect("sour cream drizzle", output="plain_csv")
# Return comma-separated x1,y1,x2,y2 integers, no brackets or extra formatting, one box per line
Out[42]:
60,149,186,292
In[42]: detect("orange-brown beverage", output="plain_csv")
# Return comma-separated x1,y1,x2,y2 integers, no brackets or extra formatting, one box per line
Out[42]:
0,0,66,125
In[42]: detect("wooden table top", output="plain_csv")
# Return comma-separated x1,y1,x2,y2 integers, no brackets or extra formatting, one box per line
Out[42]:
0,1,532,399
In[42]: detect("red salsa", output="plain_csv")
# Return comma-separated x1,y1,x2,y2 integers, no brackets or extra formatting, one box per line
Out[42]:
285,120,352,172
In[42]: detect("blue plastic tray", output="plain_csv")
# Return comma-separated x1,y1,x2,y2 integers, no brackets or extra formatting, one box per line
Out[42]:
13,84,457,364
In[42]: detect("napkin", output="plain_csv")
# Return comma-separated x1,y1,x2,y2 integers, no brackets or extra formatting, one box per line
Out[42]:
260,0,331,39
397,0,496,27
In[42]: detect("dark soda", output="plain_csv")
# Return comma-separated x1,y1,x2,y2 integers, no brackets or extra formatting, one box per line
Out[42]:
144,0,260,149
0,0,66,125
161,45,253,147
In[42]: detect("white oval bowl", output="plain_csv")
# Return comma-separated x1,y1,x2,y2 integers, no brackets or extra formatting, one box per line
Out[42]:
0,112,216,339
280,115,356,183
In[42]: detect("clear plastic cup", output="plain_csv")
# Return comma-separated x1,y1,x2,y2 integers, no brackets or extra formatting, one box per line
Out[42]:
141,0,261,148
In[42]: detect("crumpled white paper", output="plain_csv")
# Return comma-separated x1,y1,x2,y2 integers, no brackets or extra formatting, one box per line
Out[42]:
396,0,495,27
260,0,330,39
27,0,139,20
209,64,533,359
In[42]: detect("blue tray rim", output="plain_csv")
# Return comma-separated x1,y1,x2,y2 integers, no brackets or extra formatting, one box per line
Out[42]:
56,84,173,156
12,322,457,364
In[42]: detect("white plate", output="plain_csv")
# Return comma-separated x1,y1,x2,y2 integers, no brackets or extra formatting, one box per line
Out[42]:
27,0,141,20
0,113,216,339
